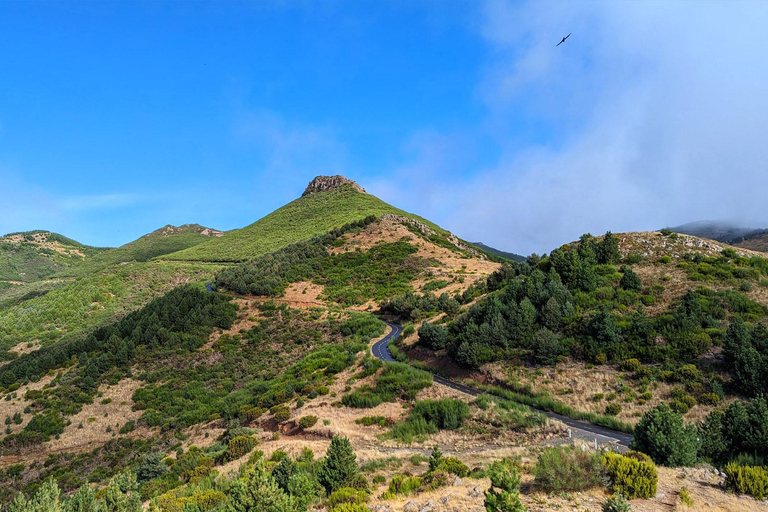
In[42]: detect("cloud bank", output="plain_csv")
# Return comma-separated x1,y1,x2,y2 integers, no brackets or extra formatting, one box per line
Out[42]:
373,0,768,255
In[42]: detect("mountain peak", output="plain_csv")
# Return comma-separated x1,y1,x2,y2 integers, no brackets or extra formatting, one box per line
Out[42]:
302,175,366,197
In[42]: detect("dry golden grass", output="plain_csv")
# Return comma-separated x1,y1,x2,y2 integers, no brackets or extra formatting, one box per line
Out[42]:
46,378,145,452
494,362,727,426
0,374,55,434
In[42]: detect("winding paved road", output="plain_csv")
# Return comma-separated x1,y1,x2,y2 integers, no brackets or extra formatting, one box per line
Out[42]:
206,281,632,448
373,322,633,448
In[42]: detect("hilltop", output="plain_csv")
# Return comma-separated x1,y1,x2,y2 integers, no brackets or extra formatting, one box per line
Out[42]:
163,177,447,262
472,241,526,262
0,231,105,283
60,223,223,276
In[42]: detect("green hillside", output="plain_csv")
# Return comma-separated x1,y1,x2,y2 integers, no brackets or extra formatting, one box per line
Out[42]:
163,184,444,262
59,224,222,277
0,231,105,282
0,260,221,357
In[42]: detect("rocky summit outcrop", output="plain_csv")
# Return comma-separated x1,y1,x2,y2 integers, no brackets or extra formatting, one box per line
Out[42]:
302,175,366,196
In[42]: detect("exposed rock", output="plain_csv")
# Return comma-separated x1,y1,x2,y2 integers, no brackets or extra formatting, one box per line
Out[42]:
403,502,420,512
302,175,366,196
468,486,484,498
379,214,486,259
419,501,435,512
368,506,393,512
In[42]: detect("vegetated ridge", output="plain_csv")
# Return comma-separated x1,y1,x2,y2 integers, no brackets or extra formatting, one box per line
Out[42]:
472,242,526,262
0,231,105,283
670,219,768,252
59,224,223,277
162,177,450,262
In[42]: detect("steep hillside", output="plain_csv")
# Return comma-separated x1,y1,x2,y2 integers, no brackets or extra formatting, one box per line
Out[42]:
60,224,223,277
163,177,447,262
402,230,768,429
731,230,768,252
0,231,105,282
0,261,222,358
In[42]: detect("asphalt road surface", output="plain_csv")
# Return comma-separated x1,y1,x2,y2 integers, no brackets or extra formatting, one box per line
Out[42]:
373,322,632,448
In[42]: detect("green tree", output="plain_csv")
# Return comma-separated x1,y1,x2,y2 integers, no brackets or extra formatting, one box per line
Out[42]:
428,445,443,473
484,459,524,512
531,328,561,365
630,403,698,467
318,436,358,495
597,231,621,265
225,463,298,512
136,452,167,483
102,472,142,512
619,266,642,292
271,457,297,492
65,485,96,512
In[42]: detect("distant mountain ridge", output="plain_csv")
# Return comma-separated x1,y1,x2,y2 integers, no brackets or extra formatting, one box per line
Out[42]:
669,220,768,253
471,242,526,262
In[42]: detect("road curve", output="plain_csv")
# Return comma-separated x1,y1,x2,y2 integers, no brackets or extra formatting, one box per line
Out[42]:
373,321,632,447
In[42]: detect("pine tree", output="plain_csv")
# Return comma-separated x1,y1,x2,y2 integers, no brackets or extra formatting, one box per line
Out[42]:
619,266,642,292
428,445,443,473
318,436,358,494
597,231,621,264
630,403,698,467
484,459,524,512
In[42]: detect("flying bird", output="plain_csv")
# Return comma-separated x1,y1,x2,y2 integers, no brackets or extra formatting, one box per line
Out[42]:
556,33,571,47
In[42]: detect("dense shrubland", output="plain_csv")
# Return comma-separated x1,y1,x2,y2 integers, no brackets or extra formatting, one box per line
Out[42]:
214,216,437,305
422,232,768,369
0,286,236,449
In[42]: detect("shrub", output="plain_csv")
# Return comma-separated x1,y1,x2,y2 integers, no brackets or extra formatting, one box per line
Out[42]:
679,487,693,507
331,504,370,512
327,487,369,509
409,399,470,430
534,446,603,492
382,474,422,498
435,456,469,477
698,392,720,406
602,451,658,499
270,405,291,423
630,403,698,467
602,493,631,512
484,459,524,512
224,435,256,462
318,436,358,494
298,415,318,429
605,404,622,416
725,462,768,499
136,452,167,483
621,358,641,372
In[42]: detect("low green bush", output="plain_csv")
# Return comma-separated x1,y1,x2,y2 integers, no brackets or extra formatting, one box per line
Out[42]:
534,446,603,492
602,493,631,512
434,456,469,477
602,451,658,499
605,403,622,416
725,462,768,499
382,474,423,499
270,404,291,422
223,435,256,462
327,487,369,509
298,415,318,429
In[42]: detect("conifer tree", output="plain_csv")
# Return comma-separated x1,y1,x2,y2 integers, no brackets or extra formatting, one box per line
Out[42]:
318,436,358,494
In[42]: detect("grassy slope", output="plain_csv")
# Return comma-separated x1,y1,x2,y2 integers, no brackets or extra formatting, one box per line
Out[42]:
0,231,106,282
0,261,222,353
162,185,445,262
59,224,222,277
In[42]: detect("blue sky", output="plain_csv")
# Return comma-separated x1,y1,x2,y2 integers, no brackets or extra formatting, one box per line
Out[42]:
2,1,767,254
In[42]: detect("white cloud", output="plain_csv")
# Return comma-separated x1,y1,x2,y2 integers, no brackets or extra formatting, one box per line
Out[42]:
380,0,768,255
